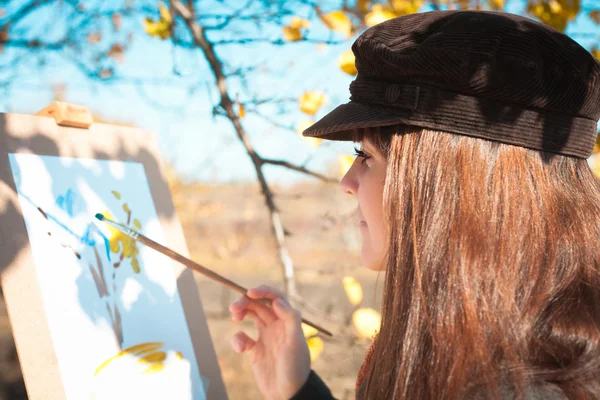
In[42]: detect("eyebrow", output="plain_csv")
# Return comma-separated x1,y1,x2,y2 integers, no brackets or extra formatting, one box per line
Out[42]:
361,141,376,155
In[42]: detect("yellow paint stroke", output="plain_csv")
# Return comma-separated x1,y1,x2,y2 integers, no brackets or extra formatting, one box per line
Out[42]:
130,342,164,356
94,342,164,376
111,190,121,200
142,363,166,374
138,351,167,364
131,257,140,274
102,209,141,273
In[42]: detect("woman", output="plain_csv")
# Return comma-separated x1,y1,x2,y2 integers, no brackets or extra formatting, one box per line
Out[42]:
229,10,600,400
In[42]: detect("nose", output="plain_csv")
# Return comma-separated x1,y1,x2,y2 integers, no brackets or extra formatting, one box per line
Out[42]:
340,159,358,196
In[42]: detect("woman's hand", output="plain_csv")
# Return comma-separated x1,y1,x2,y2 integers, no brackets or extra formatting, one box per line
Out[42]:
229,285,311,400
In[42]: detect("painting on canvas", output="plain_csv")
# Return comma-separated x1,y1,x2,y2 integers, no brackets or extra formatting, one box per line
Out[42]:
8,153,207,400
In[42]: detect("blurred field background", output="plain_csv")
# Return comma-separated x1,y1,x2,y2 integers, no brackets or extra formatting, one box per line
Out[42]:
0,0,599,398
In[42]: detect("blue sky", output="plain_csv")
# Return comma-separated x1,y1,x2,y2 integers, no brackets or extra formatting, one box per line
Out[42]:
1,1,598,183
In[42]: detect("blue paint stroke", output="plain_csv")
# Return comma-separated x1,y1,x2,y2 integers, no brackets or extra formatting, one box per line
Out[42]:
19,192,111,261
56,188,76,217
82,223,112,262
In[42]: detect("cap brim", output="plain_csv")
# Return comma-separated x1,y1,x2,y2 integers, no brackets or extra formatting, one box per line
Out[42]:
302,101,412,141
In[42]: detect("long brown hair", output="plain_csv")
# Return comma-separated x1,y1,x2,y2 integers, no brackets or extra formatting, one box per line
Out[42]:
355,125,600,399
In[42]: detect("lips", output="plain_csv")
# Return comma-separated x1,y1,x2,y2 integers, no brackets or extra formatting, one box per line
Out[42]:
358,209,367,226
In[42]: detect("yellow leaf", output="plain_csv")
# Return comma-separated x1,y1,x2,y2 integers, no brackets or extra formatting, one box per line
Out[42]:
527,0,580,32
283,16,310,41
320,10,352,37
489,0,505,9
239,102,246,118
144,18,172,39
342,276,363,305
352,308,381,339
133,218,142,229
296,118,313,133
299,91,326,115
301,323,318,338
297,119,322,148
307,336,324,362
390,0,422,15
592,154,600,179
548,0,562,13
282,26,303,41
365,4,397,26
111,190,121,200
357,0,371,13
338,49,358,76
158,1,172,24
290,16,310,29
304,137,323,149
339,154,355,176
592,47,600,61
143,3,173,40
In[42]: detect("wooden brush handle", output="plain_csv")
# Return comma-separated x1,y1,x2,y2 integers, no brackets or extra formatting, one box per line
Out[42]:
135,233,333,337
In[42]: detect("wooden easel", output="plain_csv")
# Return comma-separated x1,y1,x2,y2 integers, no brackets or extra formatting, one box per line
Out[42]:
35,101,94,128
0,104,228,399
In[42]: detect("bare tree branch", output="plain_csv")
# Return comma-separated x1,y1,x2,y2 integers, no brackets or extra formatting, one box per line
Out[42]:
0,0,52,31
172,0,300,297
262,158,339,183
212,37,345,45
0,38,68,50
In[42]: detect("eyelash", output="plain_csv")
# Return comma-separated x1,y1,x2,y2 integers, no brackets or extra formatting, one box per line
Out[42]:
353,146,371,165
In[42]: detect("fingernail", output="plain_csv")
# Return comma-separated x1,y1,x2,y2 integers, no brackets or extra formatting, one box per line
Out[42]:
276,298,289,308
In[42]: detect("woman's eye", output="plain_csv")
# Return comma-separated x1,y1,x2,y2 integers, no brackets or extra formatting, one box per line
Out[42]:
353,147,371,165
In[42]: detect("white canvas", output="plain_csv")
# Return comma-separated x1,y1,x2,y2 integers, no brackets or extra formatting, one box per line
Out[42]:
8,153,207,400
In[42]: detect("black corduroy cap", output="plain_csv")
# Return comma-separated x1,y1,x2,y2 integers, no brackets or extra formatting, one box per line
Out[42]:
302,10,600,158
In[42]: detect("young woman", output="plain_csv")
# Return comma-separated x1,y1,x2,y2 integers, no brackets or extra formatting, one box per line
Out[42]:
229,10,600,400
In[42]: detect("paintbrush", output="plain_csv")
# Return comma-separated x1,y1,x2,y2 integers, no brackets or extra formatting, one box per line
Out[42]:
94,213,333,337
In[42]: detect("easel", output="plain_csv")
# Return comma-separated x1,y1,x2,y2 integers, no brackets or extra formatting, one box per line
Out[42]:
0,104,228,399
35,101,94,128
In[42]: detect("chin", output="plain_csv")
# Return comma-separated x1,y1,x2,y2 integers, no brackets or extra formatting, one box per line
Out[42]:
361,251,385,271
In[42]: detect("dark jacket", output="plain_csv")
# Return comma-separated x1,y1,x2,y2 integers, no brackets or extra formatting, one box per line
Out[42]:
289,370,570,400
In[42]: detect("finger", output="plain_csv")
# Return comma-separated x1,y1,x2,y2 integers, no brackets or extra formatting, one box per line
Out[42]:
246,285,288,301
272,298,303,336
232,309,266,329
232,331,256,353
231,309,248,322
244,299,277,325
231,295,277,324
229,295,250,313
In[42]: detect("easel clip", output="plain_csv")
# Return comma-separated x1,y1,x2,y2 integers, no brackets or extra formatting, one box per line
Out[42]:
35,101,93,129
